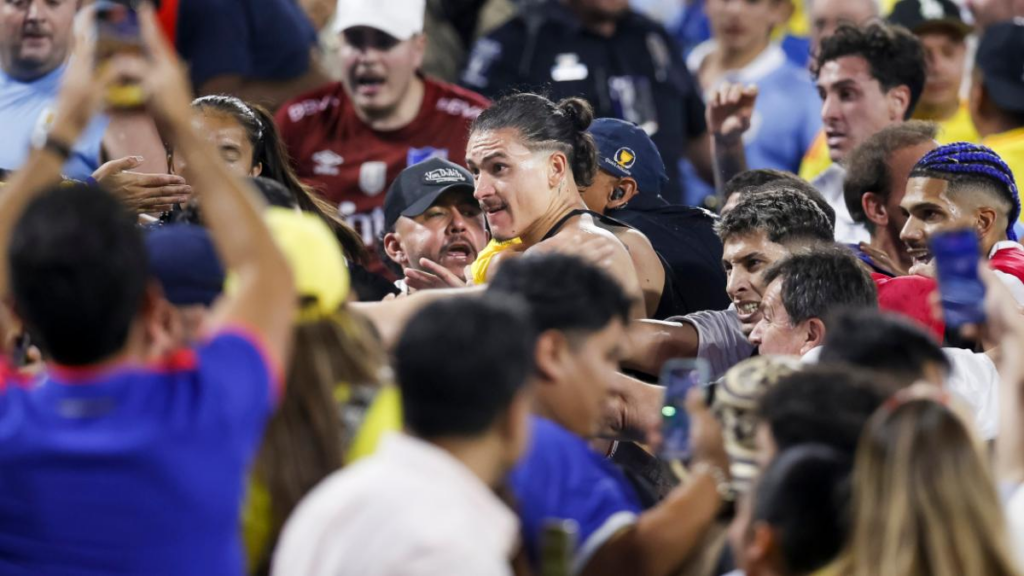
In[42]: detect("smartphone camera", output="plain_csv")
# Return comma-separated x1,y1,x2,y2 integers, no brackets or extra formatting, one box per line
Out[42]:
659,358,710,461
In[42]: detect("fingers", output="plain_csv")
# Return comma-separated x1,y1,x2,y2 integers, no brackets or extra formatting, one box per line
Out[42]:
138,2,173,61
93,156,144,180
403,269,444,291
122,172,189,188
419,258,467,287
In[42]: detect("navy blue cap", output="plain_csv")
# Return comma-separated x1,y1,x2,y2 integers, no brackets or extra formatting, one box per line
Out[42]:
588,118,668,195
976,19,1024,114
146,225,225,307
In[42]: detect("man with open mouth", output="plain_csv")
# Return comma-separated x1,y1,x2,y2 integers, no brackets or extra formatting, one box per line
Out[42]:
381,157,488,294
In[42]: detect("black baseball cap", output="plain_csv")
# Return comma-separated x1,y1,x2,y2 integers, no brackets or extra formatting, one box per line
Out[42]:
888,0,971,38
976,19,1024,114
384,157,476,232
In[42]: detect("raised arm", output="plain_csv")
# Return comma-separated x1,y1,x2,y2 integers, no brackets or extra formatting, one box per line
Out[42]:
137,6,295,370
707,83,757,203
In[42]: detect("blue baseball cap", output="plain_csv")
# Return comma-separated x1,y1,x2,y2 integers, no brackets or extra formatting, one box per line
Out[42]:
588,118,669,195
146,225,225,307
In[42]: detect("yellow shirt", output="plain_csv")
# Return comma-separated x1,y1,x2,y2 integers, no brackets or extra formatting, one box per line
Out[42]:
799,129,832,183
984,127,1024,223
915,101,980,144
470,238,523,285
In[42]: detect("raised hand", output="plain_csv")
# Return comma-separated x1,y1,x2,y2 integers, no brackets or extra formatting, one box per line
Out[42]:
403,258,469,291
706,83,758,147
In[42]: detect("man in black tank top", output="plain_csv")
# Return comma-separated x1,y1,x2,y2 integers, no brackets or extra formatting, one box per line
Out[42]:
584,118,730,315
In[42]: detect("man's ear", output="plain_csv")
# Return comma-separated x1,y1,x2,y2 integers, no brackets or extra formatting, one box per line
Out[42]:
608,177,639,210
383,231,408,267
411,33,428,70
533,330,570,384
548,152,569,190
976,205,999,239
862,191,889,227
250,162,263,178
802,317,826,356
886,85,912,121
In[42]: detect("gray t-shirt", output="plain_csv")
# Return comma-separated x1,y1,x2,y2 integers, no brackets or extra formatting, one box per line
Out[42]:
669,306,755,381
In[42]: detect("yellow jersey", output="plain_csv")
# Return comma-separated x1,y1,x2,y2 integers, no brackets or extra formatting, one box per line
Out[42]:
983,127,1024,223
470,238,523,285
915,101,980,144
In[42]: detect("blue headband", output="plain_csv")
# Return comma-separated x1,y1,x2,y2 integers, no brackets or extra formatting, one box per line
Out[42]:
913,142,1021,242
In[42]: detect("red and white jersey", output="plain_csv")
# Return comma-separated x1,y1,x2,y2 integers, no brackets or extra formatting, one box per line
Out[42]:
275,76,489,262
989,241,1024,305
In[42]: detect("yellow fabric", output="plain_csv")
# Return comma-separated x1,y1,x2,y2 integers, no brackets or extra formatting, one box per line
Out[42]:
241,479,273,574
799,129,833,182
984,127,1024,223
470,238,523,285
227,208,350,317
344,385,403,463
916,101,980,144
783,0,808,37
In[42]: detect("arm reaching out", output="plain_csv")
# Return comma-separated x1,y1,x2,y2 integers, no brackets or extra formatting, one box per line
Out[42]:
706,83,757,202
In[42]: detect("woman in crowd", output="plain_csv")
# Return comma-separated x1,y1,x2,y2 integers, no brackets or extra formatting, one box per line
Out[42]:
842,391,1021,576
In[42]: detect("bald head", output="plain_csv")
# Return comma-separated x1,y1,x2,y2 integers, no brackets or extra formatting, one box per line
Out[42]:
808,0,879,53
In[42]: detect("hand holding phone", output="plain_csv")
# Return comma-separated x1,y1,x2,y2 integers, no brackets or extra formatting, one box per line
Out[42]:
94,0,145,109
931,228,986,328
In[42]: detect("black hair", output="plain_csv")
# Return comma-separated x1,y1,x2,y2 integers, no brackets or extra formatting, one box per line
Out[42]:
753,444,852,574
470,93,599,187
762,247,877,327
189,95,368,262
396,297,535,439
0,168,9,182
487,253,632,340
843,121,938,232
813,22,926,120
757,365,893,458
717,188,835,245
10,183,147,365
820,308,950,385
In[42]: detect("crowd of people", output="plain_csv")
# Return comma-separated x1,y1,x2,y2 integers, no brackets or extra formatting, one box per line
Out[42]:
1,0,1024,574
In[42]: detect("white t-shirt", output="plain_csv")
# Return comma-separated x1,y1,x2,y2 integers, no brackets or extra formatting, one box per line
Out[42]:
272,433,518,576
812,164,871,245
943,348,1000,440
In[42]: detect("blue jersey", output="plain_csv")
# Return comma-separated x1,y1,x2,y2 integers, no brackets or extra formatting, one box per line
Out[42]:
0,331,279,576
680,44,822,206
509,418,642,573
0,64,108,180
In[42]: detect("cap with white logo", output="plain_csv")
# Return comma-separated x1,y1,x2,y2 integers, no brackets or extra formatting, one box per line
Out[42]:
384,157,476,232
333,0,425,40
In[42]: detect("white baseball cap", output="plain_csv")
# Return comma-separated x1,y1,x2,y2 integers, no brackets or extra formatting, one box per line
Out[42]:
333,0,426,40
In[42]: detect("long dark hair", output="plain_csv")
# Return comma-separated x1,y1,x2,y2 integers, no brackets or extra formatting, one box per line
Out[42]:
470,93,599,187
190,95,368,263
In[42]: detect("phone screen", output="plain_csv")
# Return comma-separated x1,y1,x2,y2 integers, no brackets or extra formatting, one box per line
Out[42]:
930,228,986,328
659,358,709,460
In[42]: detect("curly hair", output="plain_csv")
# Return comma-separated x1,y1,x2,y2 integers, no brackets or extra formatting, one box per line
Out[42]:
813,22,926,120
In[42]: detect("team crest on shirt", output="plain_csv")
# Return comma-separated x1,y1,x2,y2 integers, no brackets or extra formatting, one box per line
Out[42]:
359,161,388,196
407,147,448,166
614,147,636,169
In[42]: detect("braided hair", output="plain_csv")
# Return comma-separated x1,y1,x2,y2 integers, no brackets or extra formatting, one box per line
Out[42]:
909,142,1020,241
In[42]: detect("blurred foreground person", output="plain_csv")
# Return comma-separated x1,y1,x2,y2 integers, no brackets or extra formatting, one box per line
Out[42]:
0,8,295,574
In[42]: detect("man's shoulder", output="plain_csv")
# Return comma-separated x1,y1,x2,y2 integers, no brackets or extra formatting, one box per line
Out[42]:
277,82,346,126
424,77,490,121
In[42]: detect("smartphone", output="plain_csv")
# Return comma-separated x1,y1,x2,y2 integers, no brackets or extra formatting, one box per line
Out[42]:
94,0,144,109
659,358,710,460
930,228,986,328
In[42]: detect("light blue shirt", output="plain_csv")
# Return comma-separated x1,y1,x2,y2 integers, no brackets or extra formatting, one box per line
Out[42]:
680,43,822,206
0,64,108,180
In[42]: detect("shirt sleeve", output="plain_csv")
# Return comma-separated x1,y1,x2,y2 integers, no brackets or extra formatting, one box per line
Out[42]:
943,347,999,440
671,308,755,381
196,330,279,440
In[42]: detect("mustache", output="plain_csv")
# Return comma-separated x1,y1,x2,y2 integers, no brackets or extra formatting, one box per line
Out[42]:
21,22,46,36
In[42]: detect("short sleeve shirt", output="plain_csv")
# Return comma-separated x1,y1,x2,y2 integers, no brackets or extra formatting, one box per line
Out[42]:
0,330,278,576
0,65,108,180
173,0,317,89
508,417,642,573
